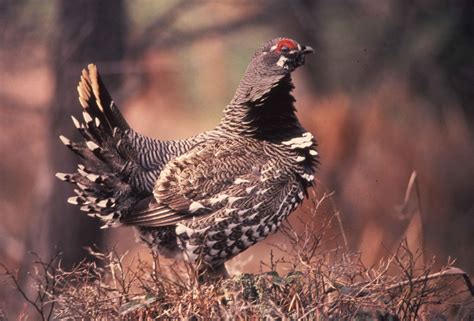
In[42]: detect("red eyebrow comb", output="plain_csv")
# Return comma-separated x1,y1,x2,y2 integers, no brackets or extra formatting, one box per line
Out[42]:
275,38,298,52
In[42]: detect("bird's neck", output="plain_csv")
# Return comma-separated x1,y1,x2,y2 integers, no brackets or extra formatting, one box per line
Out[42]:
218,74,305,141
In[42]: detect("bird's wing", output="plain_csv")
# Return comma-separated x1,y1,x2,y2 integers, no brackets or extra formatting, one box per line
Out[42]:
122,138,302,228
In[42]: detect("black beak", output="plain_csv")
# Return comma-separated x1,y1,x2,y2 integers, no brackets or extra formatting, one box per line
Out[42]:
301,45,314,55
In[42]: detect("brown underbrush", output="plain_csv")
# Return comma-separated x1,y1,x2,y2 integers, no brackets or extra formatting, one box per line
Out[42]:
1,192,473,320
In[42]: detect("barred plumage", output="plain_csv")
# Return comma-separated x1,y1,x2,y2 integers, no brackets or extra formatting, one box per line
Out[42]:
57,38,318,279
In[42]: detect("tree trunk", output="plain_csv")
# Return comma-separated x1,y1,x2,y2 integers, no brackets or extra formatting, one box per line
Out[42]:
46,0,126,267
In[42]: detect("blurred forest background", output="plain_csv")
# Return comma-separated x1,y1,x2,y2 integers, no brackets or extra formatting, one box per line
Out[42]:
0,0,473,317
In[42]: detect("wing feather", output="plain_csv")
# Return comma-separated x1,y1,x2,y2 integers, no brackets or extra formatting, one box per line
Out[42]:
122,138,292,227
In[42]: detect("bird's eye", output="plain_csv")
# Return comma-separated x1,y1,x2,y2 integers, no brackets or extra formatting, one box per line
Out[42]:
274,39,298,53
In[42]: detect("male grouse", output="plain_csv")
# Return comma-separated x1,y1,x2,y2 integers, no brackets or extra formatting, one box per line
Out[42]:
57,37,318,278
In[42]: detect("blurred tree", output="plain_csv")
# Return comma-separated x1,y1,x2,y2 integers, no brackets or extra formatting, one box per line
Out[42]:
47,0,126,267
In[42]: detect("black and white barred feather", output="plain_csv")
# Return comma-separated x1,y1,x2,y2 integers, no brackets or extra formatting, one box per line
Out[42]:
56,65,203,226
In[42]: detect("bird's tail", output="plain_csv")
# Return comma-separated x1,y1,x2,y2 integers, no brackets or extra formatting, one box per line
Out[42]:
56,64,146,227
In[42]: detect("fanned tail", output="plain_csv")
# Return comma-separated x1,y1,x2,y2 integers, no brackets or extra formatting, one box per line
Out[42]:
56,64,151,227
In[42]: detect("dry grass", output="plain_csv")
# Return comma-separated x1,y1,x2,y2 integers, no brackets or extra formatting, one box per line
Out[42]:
1,192,473,320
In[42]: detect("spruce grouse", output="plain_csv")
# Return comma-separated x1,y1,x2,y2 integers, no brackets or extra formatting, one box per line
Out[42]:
57,38,318,278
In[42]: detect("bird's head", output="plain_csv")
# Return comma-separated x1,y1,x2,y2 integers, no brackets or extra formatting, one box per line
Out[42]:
253,37,314,75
